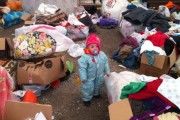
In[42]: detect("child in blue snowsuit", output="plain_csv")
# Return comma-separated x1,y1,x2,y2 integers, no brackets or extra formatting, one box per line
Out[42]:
78,33,110,106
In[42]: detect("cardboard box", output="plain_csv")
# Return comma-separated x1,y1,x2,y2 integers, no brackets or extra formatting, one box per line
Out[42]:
109,99,133,120
17,55,66,85
140,48,177,76
21,13,32,21
24,21,34,25
0,38,11,58
4,101,52,120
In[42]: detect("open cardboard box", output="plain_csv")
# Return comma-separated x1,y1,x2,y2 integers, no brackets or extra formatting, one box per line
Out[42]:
17,55,67,85
21,13,35,25
139,47,177,76
4,101,53,120
109,99,133,120
0,38,11,58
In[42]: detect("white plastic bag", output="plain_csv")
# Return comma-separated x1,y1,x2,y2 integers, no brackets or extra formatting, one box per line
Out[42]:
68,44,85,58
37,3,58,15
15,25,74,52
102,0,129,20
104,71,157,104
105,71,139,104
68,13,85,26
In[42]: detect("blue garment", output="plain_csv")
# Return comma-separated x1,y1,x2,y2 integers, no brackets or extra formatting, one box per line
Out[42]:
3,11,23,28
78,51,110,101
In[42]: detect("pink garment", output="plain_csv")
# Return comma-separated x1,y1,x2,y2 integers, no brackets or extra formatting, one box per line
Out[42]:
0,67,14,120
147,32,169,47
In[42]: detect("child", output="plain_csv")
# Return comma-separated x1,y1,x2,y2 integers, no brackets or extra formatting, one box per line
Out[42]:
78,33,110,106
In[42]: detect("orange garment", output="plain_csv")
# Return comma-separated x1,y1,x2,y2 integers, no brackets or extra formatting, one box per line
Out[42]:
165,1,175,9
7,0,22,11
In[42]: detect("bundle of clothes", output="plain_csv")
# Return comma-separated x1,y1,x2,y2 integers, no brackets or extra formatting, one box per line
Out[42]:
113,0,180,70
105,71,180,120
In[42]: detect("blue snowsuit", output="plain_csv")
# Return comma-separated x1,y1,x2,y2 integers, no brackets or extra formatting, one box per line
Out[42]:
78,51,110,101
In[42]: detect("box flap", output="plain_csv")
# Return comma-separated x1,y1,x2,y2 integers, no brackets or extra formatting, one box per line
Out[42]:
109,99,133,120
141,53,166,69
0,38,6,50
4,101,52,120
6,38,14,50
168,48,176,68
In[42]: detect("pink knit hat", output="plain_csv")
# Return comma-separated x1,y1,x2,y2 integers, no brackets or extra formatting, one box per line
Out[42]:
86,33,101,50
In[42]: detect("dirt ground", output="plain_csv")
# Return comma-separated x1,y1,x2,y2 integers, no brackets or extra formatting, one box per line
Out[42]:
0,24,145,120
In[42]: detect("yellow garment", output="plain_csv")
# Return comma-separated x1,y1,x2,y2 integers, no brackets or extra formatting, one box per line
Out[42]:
158,112,179,120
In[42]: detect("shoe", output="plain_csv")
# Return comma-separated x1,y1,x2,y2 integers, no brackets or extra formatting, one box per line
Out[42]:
93,95,101,99
83,101,91,107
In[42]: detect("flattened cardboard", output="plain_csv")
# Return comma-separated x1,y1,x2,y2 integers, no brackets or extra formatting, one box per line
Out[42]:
0,38,6,50
0,38,11,58
109,99,133,120
4,101,52,120
17,56,66,85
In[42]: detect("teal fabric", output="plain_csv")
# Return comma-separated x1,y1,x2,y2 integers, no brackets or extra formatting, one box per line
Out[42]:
78,51,110,101
144,51,158,65
120,82,146,99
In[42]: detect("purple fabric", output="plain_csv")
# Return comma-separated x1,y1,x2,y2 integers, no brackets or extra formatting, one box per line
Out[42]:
120,36,139,48
130,97,172,120
99,18,118,28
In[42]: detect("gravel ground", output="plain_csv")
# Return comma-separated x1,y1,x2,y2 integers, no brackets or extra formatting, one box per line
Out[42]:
0,24,145,120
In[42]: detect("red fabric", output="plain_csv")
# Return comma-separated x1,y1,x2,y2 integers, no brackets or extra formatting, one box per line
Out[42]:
129,79,176,107
86,33,101,50
147,32,169,47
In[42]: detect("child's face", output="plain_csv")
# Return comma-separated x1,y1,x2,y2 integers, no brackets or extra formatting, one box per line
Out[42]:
88,44,99,54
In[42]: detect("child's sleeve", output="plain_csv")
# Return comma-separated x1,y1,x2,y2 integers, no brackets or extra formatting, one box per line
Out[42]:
78,56,88,81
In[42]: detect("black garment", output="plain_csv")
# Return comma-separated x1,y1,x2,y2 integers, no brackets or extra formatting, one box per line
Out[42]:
123,7,170,32
171,35,180,52
0,0,7,6
164,39,175,56
79,14,96,33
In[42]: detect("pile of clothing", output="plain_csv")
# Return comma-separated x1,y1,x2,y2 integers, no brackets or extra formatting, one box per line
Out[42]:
105,71,180,120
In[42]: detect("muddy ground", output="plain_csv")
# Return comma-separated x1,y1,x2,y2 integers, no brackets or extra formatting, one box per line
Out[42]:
0,24,145,120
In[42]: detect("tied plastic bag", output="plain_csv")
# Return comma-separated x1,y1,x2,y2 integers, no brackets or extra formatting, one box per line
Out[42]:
14,31,56,59
102,0,129,20
15,24,75,53
37,3,58,16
